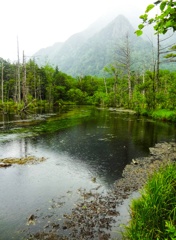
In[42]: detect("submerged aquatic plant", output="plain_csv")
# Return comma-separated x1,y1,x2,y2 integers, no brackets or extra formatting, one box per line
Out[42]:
0,107,92,137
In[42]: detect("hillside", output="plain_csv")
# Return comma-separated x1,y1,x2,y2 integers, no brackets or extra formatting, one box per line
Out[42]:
33,14,154,76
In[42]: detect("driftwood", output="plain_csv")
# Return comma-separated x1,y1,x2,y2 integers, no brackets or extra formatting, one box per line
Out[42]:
0,156,46,167
0,162,12,168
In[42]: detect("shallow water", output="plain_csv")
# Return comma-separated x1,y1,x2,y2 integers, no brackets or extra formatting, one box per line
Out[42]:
0,107,175,239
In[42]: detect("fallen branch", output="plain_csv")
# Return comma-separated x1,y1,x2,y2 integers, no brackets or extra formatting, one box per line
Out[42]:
20,99,36,113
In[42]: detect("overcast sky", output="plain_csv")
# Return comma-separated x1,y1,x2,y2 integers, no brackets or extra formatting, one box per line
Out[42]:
0,0,153,61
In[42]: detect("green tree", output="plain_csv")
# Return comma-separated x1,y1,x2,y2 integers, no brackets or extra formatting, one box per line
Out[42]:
26,59,41,100
67,88,85,104
42,64,55,106
136,0,176,36
104,64,121,107
53,69,76,102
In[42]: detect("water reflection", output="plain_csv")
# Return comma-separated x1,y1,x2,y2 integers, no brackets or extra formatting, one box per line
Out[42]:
0,107,175,239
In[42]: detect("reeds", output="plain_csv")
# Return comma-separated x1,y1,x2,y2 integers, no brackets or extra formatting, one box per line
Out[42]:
123,163,176,239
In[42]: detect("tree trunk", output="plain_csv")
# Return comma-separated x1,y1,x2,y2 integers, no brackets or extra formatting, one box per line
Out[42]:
156,33,160,91
17,37,21,103
22,51,27,106
116,33,133,102
1,61,4,103
103,77,108,95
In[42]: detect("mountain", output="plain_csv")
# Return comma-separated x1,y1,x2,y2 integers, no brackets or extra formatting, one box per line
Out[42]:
33,42,63,65
33,14,153,76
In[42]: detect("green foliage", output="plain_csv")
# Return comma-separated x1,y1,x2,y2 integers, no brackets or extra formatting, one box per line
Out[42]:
165,221,176,240
163,44,176,62
138,24,144,30
0,56,176,119
135,30,143,37
93,91,109,106
67,88,85,104
170,45,176,51
164,53,176,59
152,109,176,121
132,90,146,113
145,4,155,13
123,163,176,240
136,0,176,35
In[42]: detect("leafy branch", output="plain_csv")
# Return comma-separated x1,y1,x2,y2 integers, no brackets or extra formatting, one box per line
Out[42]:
135,0,176,36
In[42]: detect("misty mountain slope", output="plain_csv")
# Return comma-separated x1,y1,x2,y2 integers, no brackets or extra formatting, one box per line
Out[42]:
34,42,63,65
51,13,121,66
34,12,118,65
57,15,153,76
34,14,153,76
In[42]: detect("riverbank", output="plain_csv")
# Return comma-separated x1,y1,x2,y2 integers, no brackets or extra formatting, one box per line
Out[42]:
139,109,176,122
24,142,176,240
151,109,176,122
108,107,176,123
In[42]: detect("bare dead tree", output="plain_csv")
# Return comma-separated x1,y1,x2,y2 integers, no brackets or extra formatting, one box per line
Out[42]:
155,32,175,90
116,33,133,101
22,51,27,106
1,61,4,104
17,37,21,103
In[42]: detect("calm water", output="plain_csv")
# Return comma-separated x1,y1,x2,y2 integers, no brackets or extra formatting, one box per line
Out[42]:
0,107,175,239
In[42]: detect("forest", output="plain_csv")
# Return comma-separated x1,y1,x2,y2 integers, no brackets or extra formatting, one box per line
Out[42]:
0,55,176,120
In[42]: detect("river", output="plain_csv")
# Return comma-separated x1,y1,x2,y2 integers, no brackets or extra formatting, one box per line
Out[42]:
0,106,175,239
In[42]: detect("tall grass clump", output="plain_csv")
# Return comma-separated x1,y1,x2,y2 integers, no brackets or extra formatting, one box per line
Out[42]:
152,109,176,122
123,163,176,240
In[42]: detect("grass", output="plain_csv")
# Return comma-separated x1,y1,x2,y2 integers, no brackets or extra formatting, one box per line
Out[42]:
123,163,176,240
151,109,176,122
